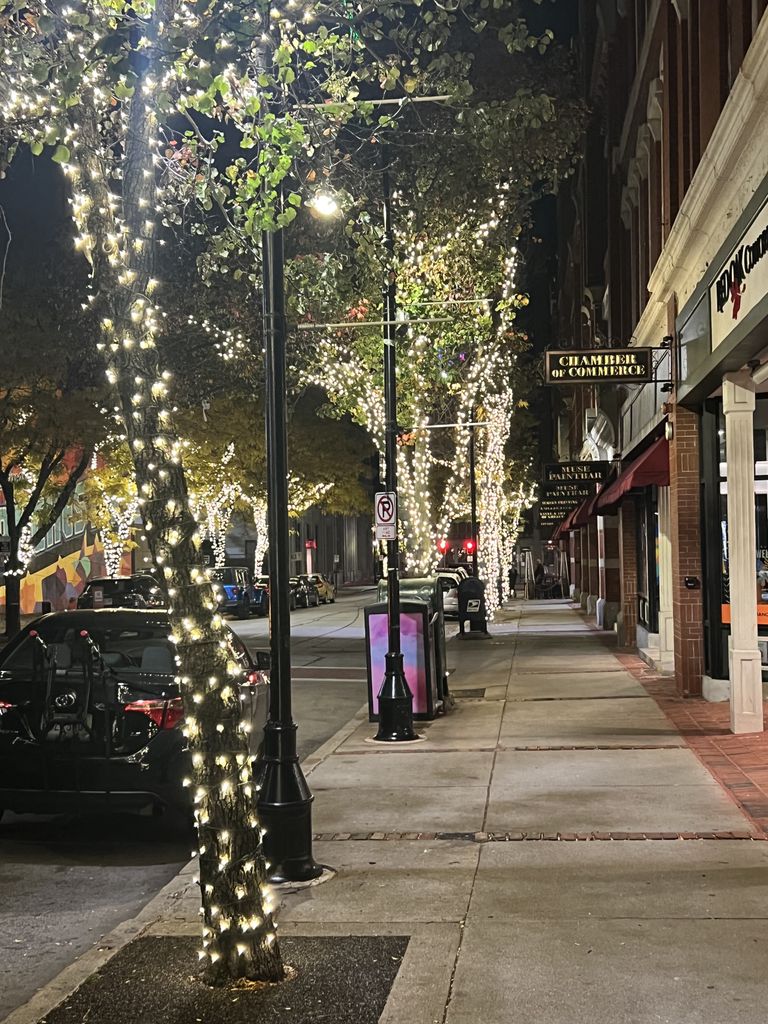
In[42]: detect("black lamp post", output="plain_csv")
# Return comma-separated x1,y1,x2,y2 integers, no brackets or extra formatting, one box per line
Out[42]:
256,201,322,882
468,420,479,577
374,153,417,743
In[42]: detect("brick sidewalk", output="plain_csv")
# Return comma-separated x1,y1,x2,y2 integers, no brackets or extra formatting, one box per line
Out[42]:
615,649,768,836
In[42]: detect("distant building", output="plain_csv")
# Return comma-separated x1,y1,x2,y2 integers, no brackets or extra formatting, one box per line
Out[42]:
225,509,375,586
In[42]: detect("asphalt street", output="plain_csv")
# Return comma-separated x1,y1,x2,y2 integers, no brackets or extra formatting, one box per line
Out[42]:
0,587,374,1020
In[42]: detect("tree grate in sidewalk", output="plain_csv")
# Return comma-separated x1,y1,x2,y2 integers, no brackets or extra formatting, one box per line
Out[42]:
313,830,766,843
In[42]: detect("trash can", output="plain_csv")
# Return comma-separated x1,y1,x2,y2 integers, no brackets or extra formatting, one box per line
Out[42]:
377,576,451,709
458,577,489,634
365,600,440,720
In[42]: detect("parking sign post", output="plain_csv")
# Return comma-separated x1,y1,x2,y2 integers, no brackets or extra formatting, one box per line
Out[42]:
374,153,416,744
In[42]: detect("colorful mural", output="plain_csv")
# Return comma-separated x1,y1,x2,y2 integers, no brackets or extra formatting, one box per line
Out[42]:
2,532,132,615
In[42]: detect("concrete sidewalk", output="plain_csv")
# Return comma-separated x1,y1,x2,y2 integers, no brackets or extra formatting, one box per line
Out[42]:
11,598,768,1024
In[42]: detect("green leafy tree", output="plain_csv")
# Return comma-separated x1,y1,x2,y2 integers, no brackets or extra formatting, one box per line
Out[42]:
0,0,573,984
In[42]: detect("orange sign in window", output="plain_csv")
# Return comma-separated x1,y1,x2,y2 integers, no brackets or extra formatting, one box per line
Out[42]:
721,604,768,625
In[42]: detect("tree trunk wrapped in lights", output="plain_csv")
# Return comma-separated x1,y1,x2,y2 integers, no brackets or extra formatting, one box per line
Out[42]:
249,496,269,576
98,495,140,576
0,0,582,981
51,6,283,987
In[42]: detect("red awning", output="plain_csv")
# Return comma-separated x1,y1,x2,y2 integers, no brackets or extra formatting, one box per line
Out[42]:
570,495,595,529
596,437,669,513
562,506,578,531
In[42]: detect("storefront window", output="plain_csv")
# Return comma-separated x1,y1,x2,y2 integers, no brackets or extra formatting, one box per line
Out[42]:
636,489,659,633
718,400,768,656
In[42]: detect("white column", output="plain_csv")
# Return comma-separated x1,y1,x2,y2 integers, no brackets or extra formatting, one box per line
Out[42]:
723,372,764,734
657,487,675,672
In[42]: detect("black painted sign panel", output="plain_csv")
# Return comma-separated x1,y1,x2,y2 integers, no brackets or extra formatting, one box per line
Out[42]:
544,462,610,484
545,349,653,384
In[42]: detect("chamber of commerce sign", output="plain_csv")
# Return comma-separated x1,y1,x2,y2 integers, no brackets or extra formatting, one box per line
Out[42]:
710,196,768,349
545,349,652,384
544,462,610,484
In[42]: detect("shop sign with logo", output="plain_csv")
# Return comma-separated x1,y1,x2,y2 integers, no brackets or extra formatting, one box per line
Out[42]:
710,196,768,349
545,349,653,384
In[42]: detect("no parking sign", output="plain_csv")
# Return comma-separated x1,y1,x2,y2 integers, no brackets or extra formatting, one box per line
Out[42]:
375,491,397,541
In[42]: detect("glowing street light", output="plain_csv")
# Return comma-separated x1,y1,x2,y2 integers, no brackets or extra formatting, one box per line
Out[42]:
308,191,340,218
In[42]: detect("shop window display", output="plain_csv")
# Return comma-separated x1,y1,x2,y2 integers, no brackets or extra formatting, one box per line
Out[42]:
718,399,768,666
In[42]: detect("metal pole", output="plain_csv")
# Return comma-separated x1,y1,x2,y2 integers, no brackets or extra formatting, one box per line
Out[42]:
469,422,479,577
374,149,416,743
256,196,322,881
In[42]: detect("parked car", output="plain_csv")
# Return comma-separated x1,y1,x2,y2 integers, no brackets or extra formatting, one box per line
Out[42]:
210,566,268,619
305,573,336,604
290,576,320,608
77,575,164,610
256,575,298,612
0,610,269,822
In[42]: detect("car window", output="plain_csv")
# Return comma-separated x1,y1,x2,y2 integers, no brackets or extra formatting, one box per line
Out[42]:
103,580,130,594
210,569,235,585
1,637,38,674
0,622,174,679
226,631,251,669
85,579,127,595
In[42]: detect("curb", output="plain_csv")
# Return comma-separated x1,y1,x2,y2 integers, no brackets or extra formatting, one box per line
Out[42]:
0,862,199,1024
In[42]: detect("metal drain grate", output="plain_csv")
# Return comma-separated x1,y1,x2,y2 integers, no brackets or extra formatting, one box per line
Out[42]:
451,688,486,699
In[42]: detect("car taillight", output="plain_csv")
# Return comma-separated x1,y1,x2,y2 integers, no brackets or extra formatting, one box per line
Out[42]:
124,697,184,730
0,701,15,713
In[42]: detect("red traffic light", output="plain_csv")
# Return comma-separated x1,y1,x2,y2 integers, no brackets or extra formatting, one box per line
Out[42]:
437,538,449,553
464,539,476,554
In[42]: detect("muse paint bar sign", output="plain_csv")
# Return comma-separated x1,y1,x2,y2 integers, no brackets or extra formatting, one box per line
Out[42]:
541,482,594,502
545,349,653,384
710,197,768,349
544,462,610,484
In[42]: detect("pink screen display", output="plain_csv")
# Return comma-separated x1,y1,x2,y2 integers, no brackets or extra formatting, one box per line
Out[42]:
369,610,428,714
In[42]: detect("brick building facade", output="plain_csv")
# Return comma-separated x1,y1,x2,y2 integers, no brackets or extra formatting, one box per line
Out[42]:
549,0,768,733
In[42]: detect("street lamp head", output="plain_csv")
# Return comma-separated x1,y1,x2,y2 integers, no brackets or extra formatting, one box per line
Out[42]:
309,191,340,218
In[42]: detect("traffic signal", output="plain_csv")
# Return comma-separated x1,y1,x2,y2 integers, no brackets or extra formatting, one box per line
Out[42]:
437,538,449,554
464,539,476,554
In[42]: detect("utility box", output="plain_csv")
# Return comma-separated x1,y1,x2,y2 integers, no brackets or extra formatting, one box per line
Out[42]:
458,577,488,634
365,600,441,720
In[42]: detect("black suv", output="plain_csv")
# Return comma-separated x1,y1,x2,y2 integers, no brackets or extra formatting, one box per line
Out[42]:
77,575,164,610
0,610,269,821
210,567,269,619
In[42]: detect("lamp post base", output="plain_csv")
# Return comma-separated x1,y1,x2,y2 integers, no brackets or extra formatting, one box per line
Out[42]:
255,720,323,883
374,652,417,742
